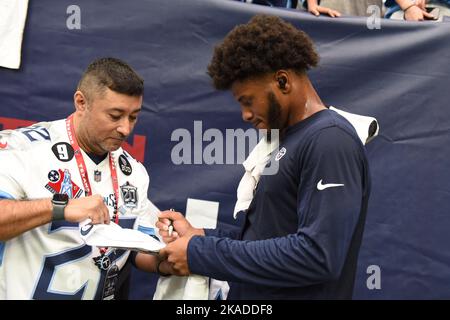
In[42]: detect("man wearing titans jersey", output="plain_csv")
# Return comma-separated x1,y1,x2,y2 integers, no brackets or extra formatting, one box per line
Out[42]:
0,58,168,299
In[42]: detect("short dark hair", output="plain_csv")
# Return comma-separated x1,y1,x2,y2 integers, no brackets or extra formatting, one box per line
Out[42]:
207,15,319,90
78,57,144,101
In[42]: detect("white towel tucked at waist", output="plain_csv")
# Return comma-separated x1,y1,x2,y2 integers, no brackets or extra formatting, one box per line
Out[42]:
153,274,209,300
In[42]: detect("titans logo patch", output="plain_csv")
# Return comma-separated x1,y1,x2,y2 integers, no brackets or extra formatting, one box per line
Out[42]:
45,169,83,198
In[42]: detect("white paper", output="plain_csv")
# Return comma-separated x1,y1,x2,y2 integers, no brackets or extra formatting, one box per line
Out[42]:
185,198,219,229
79,218,165,253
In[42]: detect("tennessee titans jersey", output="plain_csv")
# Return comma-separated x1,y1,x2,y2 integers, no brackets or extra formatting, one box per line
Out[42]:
0,119,156,299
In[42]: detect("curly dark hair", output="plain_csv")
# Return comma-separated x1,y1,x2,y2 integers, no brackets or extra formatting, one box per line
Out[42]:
207,15,319,90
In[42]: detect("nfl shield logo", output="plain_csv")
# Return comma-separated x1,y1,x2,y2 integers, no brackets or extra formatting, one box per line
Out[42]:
94,170,101,182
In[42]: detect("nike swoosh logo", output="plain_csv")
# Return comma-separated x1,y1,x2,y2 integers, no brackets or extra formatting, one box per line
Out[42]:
317,179,344,191
80,224,94,236
0,142,7,149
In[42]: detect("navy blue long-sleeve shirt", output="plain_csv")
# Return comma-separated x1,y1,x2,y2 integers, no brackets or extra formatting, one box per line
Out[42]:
188,109,371,299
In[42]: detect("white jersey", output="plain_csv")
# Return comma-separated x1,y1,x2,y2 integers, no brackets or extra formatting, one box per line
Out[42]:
0,119,157,299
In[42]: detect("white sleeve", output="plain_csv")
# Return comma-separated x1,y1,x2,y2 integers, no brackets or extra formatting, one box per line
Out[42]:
0,149,26,199
132,164,160,238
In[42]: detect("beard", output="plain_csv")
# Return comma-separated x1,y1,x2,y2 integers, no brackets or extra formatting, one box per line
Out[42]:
266,91,283,142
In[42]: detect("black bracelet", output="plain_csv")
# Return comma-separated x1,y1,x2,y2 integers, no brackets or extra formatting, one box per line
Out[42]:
156,259,170,277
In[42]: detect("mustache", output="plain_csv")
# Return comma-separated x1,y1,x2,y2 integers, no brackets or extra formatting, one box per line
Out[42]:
112,134,127,141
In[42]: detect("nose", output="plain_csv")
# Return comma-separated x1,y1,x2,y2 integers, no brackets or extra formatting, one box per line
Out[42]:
241,108,253,123
116,118,132,137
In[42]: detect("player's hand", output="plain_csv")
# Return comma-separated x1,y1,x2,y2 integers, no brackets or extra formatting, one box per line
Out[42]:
156,210,204,244
157,259,175,276
158,236,192,276
64,194,110,224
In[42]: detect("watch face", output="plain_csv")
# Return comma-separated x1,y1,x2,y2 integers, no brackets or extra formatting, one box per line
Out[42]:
53,193,69,203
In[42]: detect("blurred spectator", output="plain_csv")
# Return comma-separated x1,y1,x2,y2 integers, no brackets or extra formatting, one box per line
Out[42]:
236,0,381,17
385,0,450,21
298,0,384,17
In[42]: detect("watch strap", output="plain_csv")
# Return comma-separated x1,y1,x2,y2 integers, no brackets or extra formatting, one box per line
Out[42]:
52,202,66,221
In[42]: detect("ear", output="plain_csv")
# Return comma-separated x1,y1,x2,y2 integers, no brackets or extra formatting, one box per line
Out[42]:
273,70,290,93
74,90,88,112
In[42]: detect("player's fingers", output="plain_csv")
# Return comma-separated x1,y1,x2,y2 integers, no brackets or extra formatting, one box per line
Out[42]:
156,218,171,228
158,210,184,221
162,232,179,244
